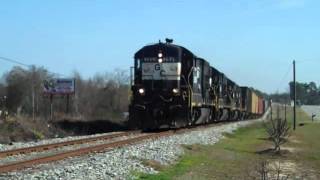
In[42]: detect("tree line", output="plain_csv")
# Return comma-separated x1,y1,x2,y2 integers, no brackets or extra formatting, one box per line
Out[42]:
1,65,319,121
269,81,320,105
0,66,130,122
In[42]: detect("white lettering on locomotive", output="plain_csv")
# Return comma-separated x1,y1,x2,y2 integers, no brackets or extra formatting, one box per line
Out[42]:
142,62,181,80
142,57,176,62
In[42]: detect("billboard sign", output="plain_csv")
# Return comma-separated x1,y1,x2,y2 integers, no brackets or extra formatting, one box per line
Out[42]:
43,78,75,95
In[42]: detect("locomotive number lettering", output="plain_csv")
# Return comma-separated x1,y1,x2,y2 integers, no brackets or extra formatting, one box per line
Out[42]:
155,64,161,71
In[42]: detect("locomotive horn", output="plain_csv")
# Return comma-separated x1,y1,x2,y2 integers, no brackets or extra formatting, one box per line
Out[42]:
165,38,173,44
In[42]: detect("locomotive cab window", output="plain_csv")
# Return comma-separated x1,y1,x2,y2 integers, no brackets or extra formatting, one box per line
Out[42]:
136,59,141,69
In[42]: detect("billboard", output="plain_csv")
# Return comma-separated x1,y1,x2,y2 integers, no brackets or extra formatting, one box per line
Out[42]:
43,78,75,95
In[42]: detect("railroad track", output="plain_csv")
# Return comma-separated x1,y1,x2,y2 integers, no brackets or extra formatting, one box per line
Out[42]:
0,130,176,173
0,131,140,158
0,112,270,174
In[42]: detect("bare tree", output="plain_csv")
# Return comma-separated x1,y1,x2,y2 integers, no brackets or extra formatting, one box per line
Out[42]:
264,117,290,153
246,160,290,180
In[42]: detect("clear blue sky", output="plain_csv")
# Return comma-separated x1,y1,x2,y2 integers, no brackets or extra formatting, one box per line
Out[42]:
0,0,319,93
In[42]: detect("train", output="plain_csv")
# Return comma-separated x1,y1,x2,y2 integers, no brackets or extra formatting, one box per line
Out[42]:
128,39,268,130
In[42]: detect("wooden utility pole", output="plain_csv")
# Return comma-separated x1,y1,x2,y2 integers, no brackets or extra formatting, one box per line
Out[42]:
293,60,296,130
50,95,53,121
32,67,35,121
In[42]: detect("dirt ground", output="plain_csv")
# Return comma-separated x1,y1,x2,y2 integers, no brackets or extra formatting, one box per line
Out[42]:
0,115,127,144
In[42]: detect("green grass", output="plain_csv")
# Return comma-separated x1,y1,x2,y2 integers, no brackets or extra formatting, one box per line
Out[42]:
135,122,269,180
136,153,204,180
134,106,320,179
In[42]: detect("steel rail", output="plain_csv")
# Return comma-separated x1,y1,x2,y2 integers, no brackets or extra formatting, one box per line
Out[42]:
0,131,140,158
0,131,173,173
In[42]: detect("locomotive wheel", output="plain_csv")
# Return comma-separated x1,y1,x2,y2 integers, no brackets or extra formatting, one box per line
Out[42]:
228,111,232,121
240,112,245,120
209,108,217,123
191,110,196,125
234,111,239,121
220,109,229,121
231,111,236,121
216,109,221,121
208,109,213,123
191,108,200,125
188,110,193,126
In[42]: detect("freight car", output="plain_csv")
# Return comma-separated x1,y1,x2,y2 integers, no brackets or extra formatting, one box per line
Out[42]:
129,40,266,130
240,87,264,119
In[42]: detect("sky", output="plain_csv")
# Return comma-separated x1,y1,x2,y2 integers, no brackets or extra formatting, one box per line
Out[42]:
0,0,319,93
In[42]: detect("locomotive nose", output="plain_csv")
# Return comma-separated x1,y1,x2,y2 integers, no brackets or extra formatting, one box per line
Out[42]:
153,108,164,118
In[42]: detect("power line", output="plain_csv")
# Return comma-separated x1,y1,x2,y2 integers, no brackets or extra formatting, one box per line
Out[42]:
295,59,320,63
275,63,292,93
0,56,31,67
0,56,68,77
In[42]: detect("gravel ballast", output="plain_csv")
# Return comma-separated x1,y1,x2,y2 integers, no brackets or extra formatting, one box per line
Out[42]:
0,113,268,180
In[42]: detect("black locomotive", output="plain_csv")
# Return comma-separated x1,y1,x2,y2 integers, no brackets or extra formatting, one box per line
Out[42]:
129,39,266,130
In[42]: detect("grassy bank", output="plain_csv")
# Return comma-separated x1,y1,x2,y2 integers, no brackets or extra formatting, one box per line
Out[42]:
136,107,320,179
0,116,67,144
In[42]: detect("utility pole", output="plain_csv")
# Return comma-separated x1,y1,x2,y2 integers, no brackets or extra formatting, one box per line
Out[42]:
32,67,35,121
50,95,53,121
293,60,296,130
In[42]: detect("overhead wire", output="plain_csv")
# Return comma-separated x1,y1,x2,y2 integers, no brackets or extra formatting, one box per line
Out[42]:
275,63,292,93
273,59,320,103
295,59,320,64
0,56,68,77
0,56,31,68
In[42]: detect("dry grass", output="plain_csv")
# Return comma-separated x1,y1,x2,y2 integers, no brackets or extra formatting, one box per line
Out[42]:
0,115,66,144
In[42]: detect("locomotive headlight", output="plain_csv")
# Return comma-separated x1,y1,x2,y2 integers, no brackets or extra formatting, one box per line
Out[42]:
158,52,163,58
172,88,179,94
158,58,163,63
138,88,145,95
